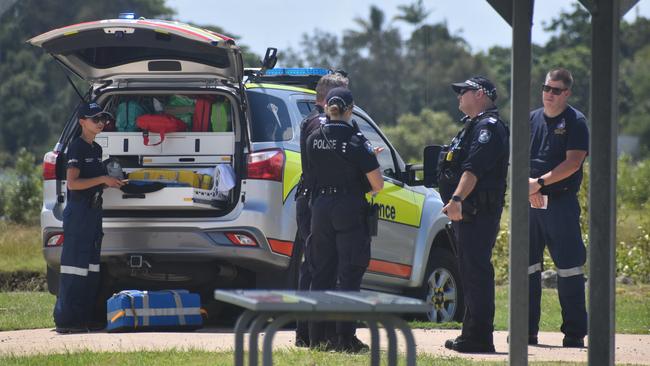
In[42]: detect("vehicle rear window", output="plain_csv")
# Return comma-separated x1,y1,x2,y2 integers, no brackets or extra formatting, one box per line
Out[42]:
247,91,293,142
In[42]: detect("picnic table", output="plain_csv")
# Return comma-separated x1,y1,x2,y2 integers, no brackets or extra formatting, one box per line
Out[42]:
214,289,429,366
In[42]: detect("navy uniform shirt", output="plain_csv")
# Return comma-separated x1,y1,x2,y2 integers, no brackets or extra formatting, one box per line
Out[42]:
529,105,589,194
306,120,379,195
66,136,106,200
299,105,326,191
459,108,510,193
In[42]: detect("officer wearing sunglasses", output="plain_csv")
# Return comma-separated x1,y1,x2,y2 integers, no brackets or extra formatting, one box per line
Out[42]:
528,68,589,348
53,102,124,334
441,76,509,353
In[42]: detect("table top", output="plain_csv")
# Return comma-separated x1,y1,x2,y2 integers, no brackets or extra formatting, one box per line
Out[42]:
214,289,429,313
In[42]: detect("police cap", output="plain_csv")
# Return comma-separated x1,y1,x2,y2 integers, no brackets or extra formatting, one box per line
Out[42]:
79,102,113,119
326,87,354,110
451,76,497,101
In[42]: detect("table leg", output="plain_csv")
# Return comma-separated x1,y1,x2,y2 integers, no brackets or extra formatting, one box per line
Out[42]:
388,316,418,366
234,310,256,366
380,318,398,366
248,312,270,366
367,320,381,366
261,314,295,366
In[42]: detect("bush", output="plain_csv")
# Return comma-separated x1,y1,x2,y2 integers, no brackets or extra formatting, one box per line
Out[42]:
2,148,42,225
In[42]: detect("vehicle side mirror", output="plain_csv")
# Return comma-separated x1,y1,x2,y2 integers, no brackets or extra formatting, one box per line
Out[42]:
423,145,442,188
261,47,278,71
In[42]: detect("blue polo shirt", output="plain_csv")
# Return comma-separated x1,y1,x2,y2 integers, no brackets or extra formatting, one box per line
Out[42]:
529,105,589,195
66,136,106,201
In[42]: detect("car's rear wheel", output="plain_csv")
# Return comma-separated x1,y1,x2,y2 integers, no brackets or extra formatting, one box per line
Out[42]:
419,247,464,322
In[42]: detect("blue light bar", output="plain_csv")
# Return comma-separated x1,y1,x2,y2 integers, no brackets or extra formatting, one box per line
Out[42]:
118,12,136,19
264,68,329,76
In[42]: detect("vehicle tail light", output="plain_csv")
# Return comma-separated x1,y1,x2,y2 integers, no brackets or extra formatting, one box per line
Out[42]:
225,232,258,247
268,239,293,257
246,149,284,181
43,151,59,180
46,233,64,247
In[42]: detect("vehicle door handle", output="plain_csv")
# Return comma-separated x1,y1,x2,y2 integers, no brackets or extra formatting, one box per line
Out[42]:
122,194,146,199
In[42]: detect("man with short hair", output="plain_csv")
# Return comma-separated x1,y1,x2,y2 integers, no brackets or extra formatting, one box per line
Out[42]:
528,68,588,348
293,72,349,347
440,76,509,353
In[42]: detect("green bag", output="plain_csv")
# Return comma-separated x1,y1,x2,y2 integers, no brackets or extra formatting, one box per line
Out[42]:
165,95,195,130
211,98,232,132
116,100,148,132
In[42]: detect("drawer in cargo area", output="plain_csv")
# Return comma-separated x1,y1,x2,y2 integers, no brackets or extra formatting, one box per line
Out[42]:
102,186,230,210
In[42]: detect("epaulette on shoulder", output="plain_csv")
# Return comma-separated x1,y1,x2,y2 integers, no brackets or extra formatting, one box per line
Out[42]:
486,116,498,124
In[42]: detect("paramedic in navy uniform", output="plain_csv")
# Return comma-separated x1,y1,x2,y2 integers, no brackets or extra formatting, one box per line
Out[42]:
305,87,383,352
528,68,589,348
439,76,509,353
293,72,349,347
53,102,124,334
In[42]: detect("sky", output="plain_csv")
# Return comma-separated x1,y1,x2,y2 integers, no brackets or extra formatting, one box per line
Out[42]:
165,0,649,59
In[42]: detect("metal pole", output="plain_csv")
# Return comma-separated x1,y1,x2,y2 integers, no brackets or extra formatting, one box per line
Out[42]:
588,0,619,365
509,0,533,365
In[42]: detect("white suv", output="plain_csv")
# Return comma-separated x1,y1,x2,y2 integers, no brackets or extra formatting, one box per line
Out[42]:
31,17,463,322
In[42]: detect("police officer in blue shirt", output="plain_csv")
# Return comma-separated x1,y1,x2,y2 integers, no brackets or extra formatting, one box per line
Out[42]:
293,72,349,347
53,102,124,333
528,68,588,348
439,76,509,353
305,87,383,352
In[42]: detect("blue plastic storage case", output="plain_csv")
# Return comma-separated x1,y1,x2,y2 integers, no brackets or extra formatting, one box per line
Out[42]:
106,289,203,332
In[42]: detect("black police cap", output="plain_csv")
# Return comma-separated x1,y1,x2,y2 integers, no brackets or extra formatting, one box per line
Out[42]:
451,76,497,101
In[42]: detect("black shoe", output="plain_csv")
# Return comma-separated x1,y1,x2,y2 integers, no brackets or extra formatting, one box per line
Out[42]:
310,340,337,352
337,335,369,353
445,336,464,349
86,321,106,332
55,325,88,334
562,336,584,348
445,338,495,353
295,335,310,348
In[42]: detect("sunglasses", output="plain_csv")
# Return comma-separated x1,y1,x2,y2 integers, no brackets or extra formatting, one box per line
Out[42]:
89,116,109,125
458,88,475,96
542,84,568,95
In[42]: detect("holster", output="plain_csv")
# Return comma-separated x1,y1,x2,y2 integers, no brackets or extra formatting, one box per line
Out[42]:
90,191,103,209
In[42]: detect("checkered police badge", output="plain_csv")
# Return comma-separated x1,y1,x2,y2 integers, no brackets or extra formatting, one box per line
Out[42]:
478,129,491,143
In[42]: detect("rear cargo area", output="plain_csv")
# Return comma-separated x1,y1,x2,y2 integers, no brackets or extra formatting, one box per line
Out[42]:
94,91,239,212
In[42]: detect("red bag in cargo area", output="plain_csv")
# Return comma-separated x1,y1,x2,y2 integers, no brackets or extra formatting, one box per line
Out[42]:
193,96,214,132
136,114,187,146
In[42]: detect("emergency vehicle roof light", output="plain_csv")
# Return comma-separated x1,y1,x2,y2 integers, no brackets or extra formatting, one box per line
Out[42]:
118,12,136,19
263,68,329,76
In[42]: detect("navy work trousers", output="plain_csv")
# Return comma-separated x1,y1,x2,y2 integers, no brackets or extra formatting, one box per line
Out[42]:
53,200,103,327
529,193,587,338
293,193,313,340
452,205,503,344
308,193,370,345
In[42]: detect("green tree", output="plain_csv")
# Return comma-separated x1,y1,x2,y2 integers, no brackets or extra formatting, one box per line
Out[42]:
382,108,456,163
342,6,405,125
394,0,430,26
3,148,42,224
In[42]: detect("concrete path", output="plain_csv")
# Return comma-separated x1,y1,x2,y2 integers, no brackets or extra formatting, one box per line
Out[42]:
0,328,649,364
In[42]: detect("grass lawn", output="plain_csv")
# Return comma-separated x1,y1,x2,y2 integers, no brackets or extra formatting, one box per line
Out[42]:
0,221,44,273
0,292,55,330
408,284,650,334
2,285,648,334
0,349,594,366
